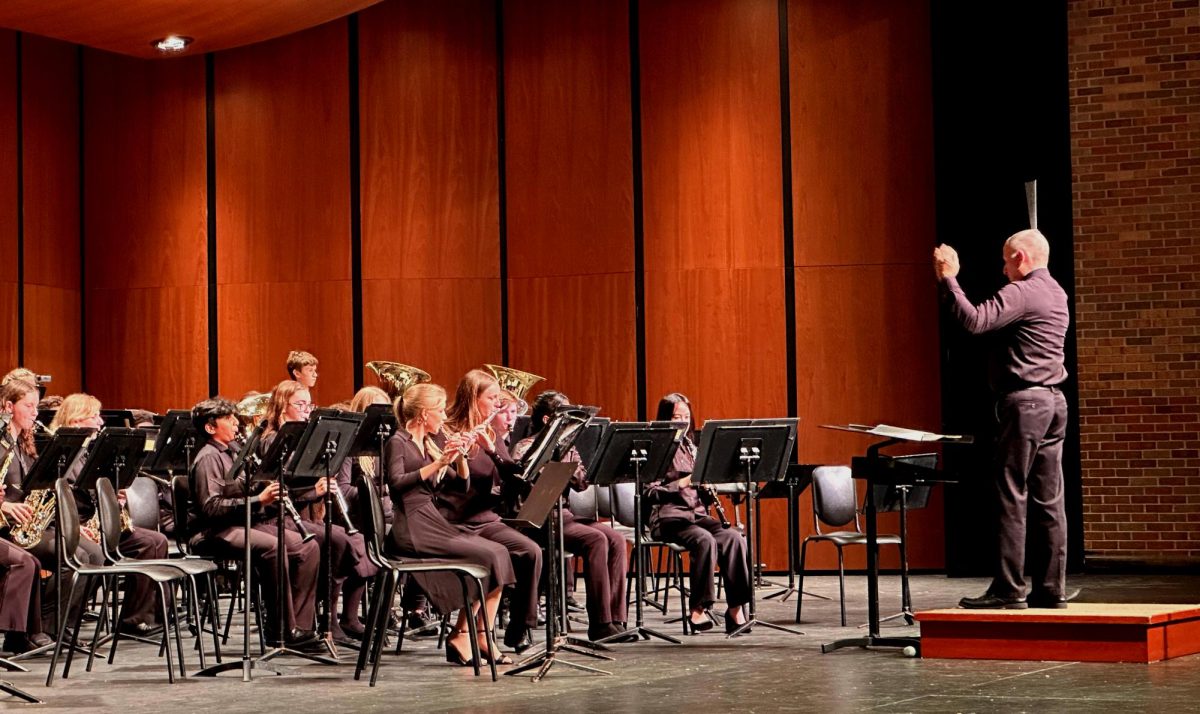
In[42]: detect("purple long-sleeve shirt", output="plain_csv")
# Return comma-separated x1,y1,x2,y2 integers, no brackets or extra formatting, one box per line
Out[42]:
941,267,1069,393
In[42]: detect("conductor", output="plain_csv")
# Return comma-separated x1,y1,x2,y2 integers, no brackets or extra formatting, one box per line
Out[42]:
934,229,1074,610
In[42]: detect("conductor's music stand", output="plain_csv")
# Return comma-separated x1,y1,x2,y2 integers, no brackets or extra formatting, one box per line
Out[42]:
7,428,91,664
865,453,937,628
693,418,802,637
288,409,363,656
588,421,684,645
818,424,966,655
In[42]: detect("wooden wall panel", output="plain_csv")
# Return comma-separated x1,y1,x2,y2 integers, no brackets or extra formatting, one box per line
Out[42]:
788,0,941,570
21,34,80,392
215,19,353,402
83,50,207,412
0,31,18,372
789,0,935,267
503,0,636,419
640,0,787,420
359,0,502,389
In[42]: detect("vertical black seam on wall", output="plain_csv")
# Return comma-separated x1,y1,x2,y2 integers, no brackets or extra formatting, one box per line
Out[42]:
205,53,218,396
777,0,797,421
78,46,86,391
349,15,363,391
15,33,23,365
495,0,509,366
629,0,647,421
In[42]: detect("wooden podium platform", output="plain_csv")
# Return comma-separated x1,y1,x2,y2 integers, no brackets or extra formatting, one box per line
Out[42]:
915,604,1200,663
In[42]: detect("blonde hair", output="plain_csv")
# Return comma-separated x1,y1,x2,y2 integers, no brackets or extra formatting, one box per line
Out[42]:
350,386,389,413
49,393,102,431
2,368,36,386
398,383,447,424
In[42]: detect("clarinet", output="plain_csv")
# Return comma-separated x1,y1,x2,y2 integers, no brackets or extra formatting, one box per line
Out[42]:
700,484,732,529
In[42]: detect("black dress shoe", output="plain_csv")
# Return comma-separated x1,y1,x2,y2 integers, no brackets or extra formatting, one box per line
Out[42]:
119,622,165,638
339,618,366,640
285,628,320,647
503,626,535,653
958,593,1028,610
28,631,53,648
1027,588,1081,609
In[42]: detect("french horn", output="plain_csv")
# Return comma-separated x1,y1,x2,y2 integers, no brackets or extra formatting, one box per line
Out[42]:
366,361,432,400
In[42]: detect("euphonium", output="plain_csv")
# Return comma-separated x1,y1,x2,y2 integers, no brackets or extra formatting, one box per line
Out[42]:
366,361,431,401
235,392,271,439
484,365,544,409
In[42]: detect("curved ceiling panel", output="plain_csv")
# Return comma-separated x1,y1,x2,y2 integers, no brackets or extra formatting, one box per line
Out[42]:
0,0,383,59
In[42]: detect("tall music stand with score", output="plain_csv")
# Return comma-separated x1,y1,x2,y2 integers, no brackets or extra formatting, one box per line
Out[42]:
7,427,92,666
818,424,967,656
288,409,364,657
588,421,684,645
693,418,801,638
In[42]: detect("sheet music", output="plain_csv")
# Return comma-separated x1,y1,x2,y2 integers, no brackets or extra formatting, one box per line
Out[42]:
846,424,963,441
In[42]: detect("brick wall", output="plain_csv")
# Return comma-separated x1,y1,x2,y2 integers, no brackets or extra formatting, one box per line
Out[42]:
1068,0,1200,564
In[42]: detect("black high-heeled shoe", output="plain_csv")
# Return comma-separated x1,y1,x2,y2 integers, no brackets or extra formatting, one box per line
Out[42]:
724,609,751,635
444,640,478,667
688,615,714,633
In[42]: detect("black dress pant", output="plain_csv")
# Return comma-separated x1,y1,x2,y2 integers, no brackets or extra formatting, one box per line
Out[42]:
656,515,750,611
470,520,542,636
991,387,1069,600
562,512,627,625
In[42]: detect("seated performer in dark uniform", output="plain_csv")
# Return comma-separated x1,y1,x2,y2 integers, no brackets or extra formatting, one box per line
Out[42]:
258,380,377,643
188,397,321,649
386,382,515,666
51,393,170,638
436,369,543,653
0,379,102,638
646,393,751,633
935,229,1073,609
511,390,631,642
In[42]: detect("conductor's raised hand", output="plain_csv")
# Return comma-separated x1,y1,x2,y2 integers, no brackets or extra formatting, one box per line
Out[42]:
933,243,960,279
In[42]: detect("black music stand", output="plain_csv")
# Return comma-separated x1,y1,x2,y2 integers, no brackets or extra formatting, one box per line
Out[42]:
503,461,612,681
289,409,363,657
865,453,938,628
693,418,802,637
761,464,830,603
818,424,966,655
6,428,92,665
249,422,336,667
143,411,200,486
589,421,683,645
195,425,294,680
99,410,136,429
73,429,146,495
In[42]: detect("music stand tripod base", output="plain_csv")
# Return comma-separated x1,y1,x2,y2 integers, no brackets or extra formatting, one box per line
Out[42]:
821,635,920,655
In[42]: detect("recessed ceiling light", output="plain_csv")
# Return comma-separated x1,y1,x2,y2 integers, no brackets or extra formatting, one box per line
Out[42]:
153,36,193,54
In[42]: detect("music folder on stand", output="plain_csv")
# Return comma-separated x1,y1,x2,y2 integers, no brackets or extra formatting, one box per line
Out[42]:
588,420,685,645
693,418,803,638
817,424,966,656
142,410,200,486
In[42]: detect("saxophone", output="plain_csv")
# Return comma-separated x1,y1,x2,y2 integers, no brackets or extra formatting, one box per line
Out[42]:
8,488,57,548
83,501,134,541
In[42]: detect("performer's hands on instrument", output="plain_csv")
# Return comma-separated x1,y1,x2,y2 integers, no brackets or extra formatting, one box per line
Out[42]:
933,243,960,279
676,475,692,489
117,488,128,507
314,477,331,496
1,499,34,525
258,481,281,506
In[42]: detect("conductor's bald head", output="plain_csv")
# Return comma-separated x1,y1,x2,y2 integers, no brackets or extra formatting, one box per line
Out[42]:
1003,229,1050,281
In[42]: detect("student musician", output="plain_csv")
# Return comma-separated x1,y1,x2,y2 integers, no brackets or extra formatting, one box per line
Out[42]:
0,379,102,637
259,380,377,643
510,390,632,642
188,397,322,650
286,351,319,391
51,393,170,638
386,382,515,666
646,393,751,634
0,382,50,652
436,369,543,653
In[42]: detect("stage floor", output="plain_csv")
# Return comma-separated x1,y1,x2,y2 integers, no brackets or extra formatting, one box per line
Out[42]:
4,572,1199,712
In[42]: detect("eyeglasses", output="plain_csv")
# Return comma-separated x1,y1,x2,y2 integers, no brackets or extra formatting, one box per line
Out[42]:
290,401,315,411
